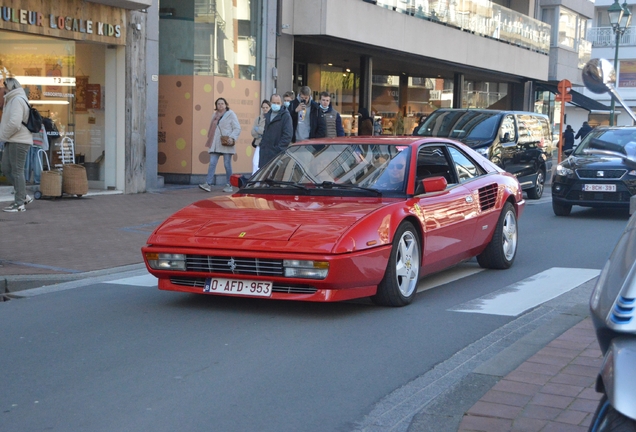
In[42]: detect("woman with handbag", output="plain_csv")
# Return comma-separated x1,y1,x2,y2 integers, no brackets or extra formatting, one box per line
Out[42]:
251,99,271,174
0,78,34,212
199,97,241,193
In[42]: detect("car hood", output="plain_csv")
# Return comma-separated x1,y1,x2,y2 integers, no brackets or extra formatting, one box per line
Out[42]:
146,194,391,253
563,155,630,170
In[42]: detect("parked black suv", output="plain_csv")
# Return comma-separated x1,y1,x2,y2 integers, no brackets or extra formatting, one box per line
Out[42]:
414,109,554,199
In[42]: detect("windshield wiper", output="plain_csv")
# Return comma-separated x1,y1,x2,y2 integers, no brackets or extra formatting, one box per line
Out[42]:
317,181,382,196
244,179,309,191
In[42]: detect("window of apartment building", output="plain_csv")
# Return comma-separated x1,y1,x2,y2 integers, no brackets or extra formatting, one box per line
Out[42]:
159,0,262,80
543,6,587,50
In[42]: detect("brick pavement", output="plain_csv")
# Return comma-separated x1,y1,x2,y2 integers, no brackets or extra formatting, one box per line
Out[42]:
458,318,602,432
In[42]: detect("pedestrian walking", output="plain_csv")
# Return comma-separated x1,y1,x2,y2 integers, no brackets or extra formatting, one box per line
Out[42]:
0,77,34,212
251,99,270,174
562,124,575,152
199,97,241,193
575,121,592,141
316,91,344,138
258,94,293,169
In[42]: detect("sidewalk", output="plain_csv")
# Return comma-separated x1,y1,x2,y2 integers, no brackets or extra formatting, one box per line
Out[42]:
0,184,604,432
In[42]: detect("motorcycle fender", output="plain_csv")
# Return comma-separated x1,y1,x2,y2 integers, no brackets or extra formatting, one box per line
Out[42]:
598,337,636,420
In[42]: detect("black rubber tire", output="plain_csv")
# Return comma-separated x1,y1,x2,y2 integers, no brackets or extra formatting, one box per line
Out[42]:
371,221,421,307
34,190,42,200
552,200,572,216
477,202,518,269
526,168,545,200
589,395,636,432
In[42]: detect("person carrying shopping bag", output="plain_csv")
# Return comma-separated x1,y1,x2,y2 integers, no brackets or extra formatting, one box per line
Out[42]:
199,97,241,193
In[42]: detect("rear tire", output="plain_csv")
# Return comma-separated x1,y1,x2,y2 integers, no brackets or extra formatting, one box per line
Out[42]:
526,168,545,200
371,221,420,307
477,202,517,269
552,200,572,216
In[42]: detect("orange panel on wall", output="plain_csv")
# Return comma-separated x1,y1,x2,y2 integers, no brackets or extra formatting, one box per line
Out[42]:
159,75,262,176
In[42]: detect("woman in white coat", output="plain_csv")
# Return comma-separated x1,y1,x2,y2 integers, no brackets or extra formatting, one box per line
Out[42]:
0,78,34,212
251,99,270,174
199,97,241,193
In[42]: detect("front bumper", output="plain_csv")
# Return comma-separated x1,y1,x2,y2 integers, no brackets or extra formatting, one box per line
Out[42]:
142,245,391,302
552,180,635,208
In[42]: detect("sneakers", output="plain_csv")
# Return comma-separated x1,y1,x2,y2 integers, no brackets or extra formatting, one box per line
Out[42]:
25,195,33,205
3,203,26,212
223,184,233,193
198,183,211,192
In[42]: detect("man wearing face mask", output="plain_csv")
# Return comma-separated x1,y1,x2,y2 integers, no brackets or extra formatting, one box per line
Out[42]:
316,92,345,138
289,86,321,143
283,91,295,111
258,94,293,169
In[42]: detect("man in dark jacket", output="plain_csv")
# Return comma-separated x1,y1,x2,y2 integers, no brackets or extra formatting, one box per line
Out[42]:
258,94,293,168
316,92,345,138
289,86,322,142
575,121,592,141
563,125,575,152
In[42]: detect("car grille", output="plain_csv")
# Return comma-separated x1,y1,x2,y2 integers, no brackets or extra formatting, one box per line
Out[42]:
565,190,631,202
478,184,498,212
186,255,284,276
576,169,626,180
611,296,635,325
169,277,318,295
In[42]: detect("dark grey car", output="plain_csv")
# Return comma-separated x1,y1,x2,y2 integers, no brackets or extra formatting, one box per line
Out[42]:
415,109,554,199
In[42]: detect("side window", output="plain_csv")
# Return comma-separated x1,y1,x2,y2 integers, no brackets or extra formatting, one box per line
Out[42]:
414,145,455,193
448,146,483,183
500,115,516,143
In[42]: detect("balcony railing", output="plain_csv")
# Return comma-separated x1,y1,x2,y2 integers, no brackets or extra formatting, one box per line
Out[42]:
587,26,636,47
371,0,550,54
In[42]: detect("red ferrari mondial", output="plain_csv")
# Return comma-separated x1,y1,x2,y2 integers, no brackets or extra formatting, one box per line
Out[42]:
142,137,524,307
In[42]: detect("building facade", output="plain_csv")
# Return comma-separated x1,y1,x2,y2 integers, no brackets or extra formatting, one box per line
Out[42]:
0,0,154,193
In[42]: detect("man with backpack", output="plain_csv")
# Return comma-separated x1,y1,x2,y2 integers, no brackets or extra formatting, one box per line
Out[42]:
0,78,34,212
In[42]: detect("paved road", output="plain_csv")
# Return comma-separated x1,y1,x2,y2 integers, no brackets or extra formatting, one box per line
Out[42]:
0,194,629,431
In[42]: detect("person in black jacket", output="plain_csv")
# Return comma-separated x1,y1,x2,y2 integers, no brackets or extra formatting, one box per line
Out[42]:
289,86,322,142
575,121,592,141
562,125,575,152
258,94,293,169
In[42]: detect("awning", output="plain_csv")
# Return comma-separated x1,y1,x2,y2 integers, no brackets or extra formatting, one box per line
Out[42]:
536,83,610,111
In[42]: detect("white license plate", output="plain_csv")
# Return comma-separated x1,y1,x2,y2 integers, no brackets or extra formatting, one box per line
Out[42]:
584,184,616,192
203,277,272,297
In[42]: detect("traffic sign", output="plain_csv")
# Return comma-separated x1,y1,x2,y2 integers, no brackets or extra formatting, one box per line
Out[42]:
558,79,572,95
555,94,573,102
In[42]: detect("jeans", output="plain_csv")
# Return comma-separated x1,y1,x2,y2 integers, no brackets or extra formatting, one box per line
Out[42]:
1,142,31,205
206,152,233,185
24,146,42,183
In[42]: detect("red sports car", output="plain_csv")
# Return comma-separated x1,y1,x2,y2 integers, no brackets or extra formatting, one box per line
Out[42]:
142,137,524,306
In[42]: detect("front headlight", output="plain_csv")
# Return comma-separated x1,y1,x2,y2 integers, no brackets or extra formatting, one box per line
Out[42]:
283,260,329,279
145,253,186,271
556,164,573,176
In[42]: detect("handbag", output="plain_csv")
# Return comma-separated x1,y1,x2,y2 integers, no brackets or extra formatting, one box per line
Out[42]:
221,135,234,146
251,138,257,148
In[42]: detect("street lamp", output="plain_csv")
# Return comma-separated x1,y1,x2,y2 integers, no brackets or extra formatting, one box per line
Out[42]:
608,0,632,126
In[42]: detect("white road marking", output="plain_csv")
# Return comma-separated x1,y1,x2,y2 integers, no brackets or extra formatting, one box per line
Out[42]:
449,267,600,316
106,273,158,287
417,262,484,293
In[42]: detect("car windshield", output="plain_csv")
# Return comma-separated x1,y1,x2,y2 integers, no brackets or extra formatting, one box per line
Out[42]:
246,143,411,195
415,110,500,141
573,128,636,156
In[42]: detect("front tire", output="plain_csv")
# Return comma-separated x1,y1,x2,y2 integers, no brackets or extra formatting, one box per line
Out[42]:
589,395,636,432
372,221,421,307
552,200,572,216
526,168,545,199
477,202,517,269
